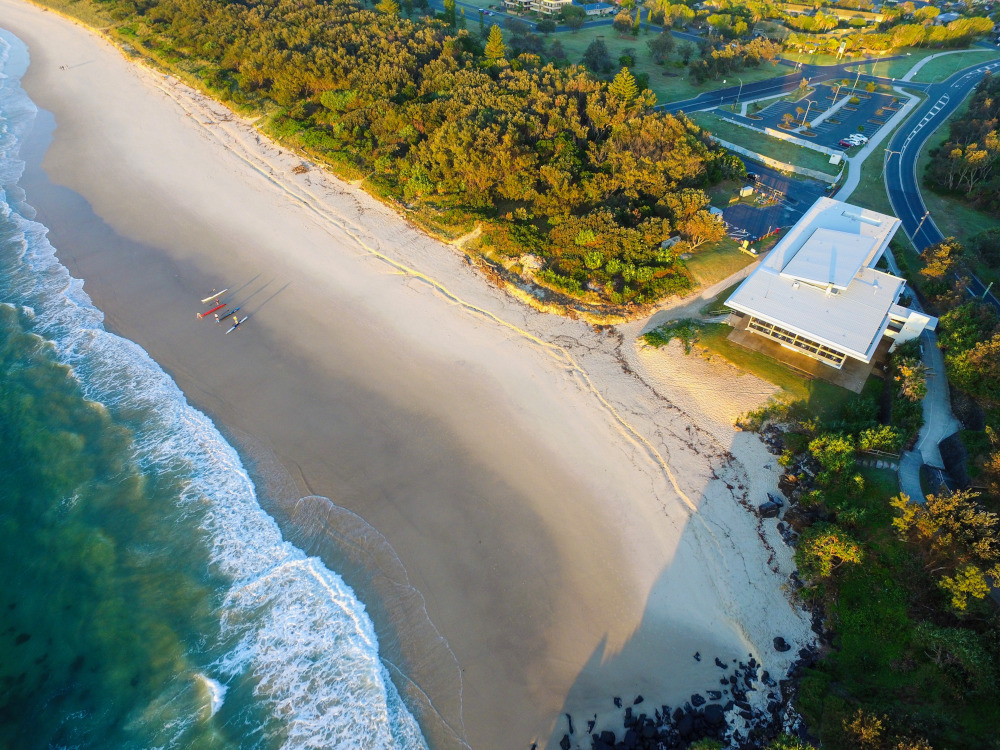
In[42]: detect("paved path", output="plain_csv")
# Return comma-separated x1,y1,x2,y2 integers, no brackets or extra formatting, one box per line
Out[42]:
914,329,963,469
898,450,924,503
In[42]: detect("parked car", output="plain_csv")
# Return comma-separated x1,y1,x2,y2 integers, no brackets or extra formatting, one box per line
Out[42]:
838,139,855,148
746,172,759,182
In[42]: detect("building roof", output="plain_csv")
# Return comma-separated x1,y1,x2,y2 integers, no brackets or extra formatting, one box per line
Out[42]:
725,197,905,362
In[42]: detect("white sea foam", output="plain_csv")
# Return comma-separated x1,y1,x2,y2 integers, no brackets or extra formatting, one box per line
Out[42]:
196,673,227,717
0,28,428,750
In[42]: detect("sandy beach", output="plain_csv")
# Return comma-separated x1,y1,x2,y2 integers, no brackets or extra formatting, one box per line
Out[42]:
1,2,812,746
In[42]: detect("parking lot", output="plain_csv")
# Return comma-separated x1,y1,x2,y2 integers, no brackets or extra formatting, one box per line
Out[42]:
719,160,829,244
720,82,901,152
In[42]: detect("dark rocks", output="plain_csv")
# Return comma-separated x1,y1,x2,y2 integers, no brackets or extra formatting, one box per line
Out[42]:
613,696,622,708
773,636,791,652
758,499,782,518
707,690,722,700
565,713,574,734
633,694,644,705
690,693,706,707
714,656,727,669
559,735,570,750
599,730,615,746
703,703,725,726
693,651,701,661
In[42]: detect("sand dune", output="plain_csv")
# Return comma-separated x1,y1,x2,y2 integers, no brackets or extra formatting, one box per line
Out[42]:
2,2,812,746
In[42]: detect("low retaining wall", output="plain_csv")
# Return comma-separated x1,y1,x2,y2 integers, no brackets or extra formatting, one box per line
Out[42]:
709,136,842,183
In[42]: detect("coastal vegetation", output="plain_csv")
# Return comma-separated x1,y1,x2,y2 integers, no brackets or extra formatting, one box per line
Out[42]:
645,236,1000,747
39,0,752,309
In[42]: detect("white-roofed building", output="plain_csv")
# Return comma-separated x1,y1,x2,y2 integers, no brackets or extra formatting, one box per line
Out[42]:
725,197,935,372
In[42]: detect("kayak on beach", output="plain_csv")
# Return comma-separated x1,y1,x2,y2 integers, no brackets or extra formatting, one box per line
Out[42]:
225,316,248,334
200,288,228,304
198,302,226,318
216,306,240,323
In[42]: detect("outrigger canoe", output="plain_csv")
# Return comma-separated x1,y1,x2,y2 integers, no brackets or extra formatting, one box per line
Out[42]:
216,306,241,323
200,288,229,304
198,302,227,319
225,316,248,334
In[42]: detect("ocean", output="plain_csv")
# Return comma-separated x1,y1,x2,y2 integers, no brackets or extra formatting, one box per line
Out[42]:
0,28,429,750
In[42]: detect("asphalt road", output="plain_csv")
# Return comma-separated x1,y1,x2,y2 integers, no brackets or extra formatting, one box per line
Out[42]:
658,57,928,114
884,56,1000,252
882,57,1000,311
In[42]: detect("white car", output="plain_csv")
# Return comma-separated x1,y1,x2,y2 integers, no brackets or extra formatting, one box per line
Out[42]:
846,134,869,145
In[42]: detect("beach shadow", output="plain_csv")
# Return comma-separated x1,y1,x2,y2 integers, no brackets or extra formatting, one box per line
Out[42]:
249,281,290,315
230,273,261,299
234,279,273,308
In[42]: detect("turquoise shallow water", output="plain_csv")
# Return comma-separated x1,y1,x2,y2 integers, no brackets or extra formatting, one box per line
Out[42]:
0,28,428,750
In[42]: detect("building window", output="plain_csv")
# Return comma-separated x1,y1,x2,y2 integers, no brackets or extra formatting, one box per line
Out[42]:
747,317,848,367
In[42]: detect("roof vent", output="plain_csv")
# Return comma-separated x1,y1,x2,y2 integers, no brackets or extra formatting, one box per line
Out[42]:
842,210,882,227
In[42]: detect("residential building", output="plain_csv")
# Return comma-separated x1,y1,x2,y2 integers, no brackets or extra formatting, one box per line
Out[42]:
725,197,935,371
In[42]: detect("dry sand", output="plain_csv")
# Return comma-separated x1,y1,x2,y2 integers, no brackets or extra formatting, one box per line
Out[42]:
1,3,813,747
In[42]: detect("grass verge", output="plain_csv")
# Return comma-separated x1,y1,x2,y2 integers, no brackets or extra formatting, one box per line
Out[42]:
684,237,755,286
910,49,1000,83
556,26,787,103
690,112,840,177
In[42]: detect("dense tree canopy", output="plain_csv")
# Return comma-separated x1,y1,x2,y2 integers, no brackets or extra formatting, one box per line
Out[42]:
94,0,739,307
926,74,1000,214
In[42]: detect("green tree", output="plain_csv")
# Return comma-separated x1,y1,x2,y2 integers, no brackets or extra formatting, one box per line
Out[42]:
609,67,639,103
536,17,556,33
561,3,587,30
795,522,864,581
920,237,963,279
582,38,613,71
646,30,675,63
484,24,506,60
632,8,641,35
809,433,856,478
939,564,991,612
613,9,634,34
443,0,456,25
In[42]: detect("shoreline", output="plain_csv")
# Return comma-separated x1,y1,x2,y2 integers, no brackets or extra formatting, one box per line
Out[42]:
2,3,814,747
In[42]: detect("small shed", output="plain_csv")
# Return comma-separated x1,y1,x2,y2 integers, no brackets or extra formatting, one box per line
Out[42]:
739,185,754,197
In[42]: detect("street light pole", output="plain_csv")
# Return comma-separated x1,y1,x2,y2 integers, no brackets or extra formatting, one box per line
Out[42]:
801,98,815,126
914,210,930,239
984,281,994,300
850,67,862,97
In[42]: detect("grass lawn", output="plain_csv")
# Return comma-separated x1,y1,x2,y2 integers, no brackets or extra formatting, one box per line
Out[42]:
684,237,755,286
845,48,946,80
689,112,841,177
555,26,787,103
911,49,1000,82
915,97,1000,255
780,51,851,67
697,323,854,412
